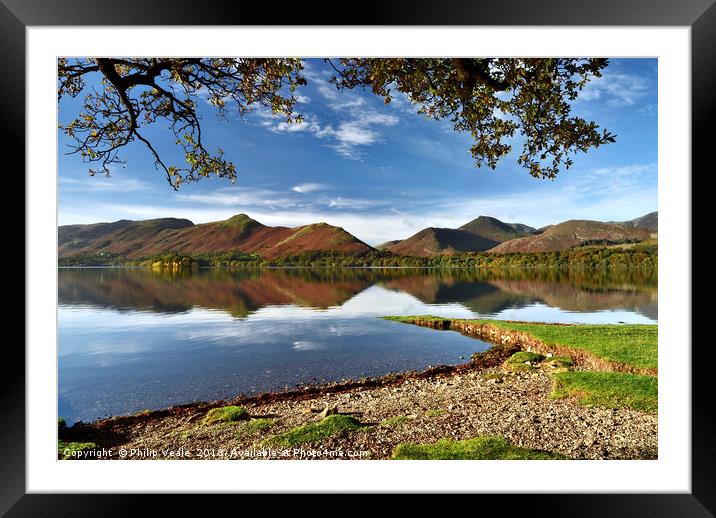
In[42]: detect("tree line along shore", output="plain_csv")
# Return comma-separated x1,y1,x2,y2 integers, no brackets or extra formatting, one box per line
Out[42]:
58,241,657,269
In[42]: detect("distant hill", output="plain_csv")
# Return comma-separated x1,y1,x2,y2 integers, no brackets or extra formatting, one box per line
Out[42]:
59,211,658,261
385,227,500,257
384,215,534,257
58,218,194,258
487,219,653,254
58,214,373,260
619,211,658,233
532,225,553,235
459,215,535,243
375,240,402,250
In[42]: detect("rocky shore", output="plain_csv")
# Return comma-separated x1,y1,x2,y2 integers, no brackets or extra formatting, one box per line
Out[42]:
60,365,657,460
59,318,658,460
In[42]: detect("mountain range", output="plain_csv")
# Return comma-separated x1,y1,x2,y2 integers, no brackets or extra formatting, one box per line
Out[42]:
58,211,657,260
58,214,372,260
378,216,537,257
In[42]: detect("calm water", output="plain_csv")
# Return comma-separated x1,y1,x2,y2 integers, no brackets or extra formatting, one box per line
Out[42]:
58,267,657,423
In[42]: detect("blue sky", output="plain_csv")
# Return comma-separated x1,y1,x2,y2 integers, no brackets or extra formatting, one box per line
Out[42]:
58,58,657,245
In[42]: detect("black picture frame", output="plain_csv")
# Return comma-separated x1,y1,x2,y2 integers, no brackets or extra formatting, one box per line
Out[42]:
7,0,709,515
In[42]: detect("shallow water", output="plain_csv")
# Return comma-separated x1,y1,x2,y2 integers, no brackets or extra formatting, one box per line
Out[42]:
58,267,657,423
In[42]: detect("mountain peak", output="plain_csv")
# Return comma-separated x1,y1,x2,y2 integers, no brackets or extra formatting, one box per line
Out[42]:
459,215,535,243
227,213,257,223
218,213,264,231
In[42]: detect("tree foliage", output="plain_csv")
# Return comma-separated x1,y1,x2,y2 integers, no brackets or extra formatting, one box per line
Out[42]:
58,57,615,187
59,242,657,269
58,58,305,189
330,58,616,179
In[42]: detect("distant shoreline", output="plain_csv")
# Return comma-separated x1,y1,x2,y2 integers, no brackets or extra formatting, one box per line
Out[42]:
57,242,657,270
58,264,656,270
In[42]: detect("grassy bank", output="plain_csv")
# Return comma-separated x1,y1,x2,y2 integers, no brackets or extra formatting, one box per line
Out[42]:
552,371,658,412
385,316,657,371
385,316,658,414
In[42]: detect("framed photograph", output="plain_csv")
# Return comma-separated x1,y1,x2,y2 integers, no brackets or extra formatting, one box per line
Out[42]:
9,0,710,514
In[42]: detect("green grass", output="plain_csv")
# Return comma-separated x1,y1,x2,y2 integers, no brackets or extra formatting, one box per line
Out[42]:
262,414,364,448
203,405,250,425
237,418,276,437
548,355,575,367
58,440,97,460
385,316,657,370
507,363,537,372
506,351,545,364
551,371,658,413
425,409,446,417
380,415,412,428
391,436,567,460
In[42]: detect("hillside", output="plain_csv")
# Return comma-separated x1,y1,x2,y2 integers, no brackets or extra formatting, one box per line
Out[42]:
375,240,402,250
620,211,658,233
58,218,194,258
58,214,373,261
385,227,499,257
459,216,535,243
487,220,653,254
384,215,534,257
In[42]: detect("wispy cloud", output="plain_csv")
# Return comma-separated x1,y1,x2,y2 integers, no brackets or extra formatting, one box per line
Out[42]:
59,176,149,192
326,197,383,210
292,183,324,193
578,71,652,108
257,64,403,159
177,187,302,210
260,110,399,159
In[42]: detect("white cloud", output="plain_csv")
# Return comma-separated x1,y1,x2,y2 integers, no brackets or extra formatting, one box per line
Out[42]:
176,187,303,210
315,112,400,159
590,164,654,177
292,183,324,194
260,109,399,160
578,71,652,108
311,74,367,111
326,197,382,209
278,65,403,158
59,176,149,192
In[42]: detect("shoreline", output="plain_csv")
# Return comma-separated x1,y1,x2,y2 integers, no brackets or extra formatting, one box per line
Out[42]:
60,318,658,460
65,332,520,429
59,264,657,270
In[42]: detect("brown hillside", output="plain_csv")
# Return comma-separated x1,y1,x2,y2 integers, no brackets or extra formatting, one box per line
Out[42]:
376,240,402,250
618,211,658,233
58,214,373,260
458,215,535,243
487,220,652,253
386,227,499,257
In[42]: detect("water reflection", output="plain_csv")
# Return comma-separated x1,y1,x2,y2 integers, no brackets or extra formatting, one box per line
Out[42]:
58,267,657,423
58,267,657,321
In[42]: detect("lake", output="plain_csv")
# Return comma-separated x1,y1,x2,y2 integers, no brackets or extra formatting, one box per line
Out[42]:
58,267,657,423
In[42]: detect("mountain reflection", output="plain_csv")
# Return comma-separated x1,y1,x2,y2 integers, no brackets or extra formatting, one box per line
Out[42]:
58,267,657,320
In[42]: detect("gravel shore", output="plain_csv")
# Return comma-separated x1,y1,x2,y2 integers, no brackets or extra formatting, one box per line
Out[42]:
67,366,658,460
